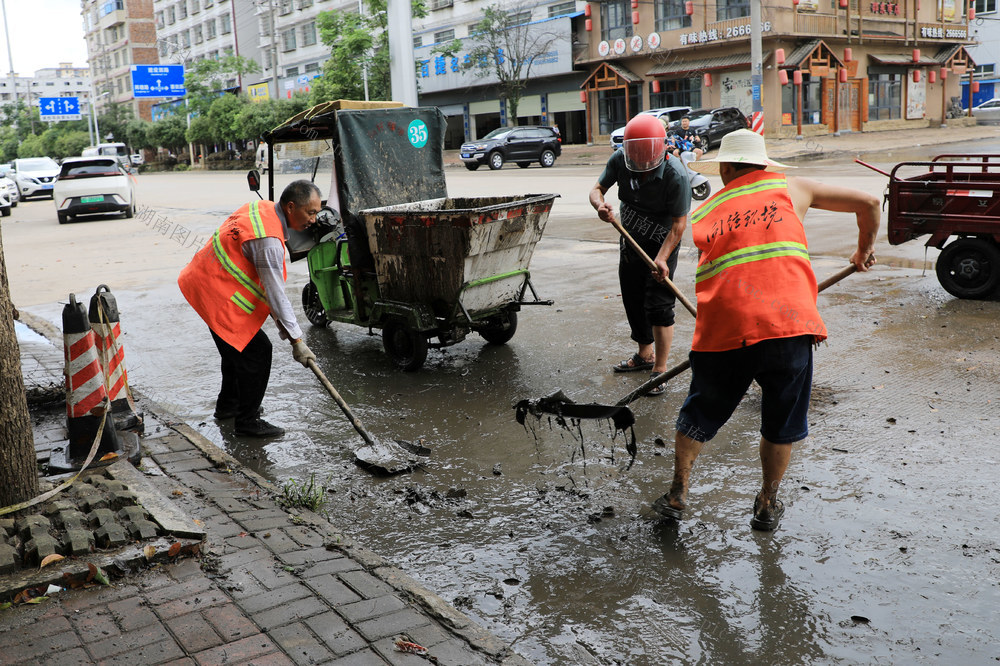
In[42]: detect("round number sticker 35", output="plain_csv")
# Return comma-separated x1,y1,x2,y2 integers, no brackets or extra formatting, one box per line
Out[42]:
408,119,428,148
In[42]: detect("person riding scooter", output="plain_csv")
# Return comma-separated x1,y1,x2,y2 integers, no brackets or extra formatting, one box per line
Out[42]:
668,116,704,160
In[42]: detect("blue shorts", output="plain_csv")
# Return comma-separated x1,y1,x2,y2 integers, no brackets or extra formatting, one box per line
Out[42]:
675,335,813,444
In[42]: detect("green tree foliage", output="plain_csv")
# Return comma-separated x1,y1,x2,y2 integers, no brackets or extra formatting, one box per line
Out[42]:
17,134,45,158
148,115,188,153
185,115,216,146
125,118,154,151
235,94,311,144
96,102,134,143
52,131,91,159
311,0,426,104
207,93,244,143
0,100,41,141
434,3,564,125
185,55,260,117
0,126,19,163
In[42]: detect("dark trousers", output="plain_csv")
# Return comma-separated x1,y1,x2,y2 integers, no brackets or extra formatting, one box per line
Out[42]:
211,328,272,424
619,241,680,345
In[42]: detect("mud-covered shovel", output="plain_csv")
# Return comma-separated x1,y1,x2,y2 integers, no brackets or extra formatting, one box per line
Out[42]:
515,264,859,419
306,359,429,474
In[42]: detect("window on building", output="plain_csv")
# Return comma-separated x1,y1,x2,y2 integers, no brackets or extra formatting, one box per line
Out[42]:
975,0,996,13
279,0,293,15
508,10,532,24
264,51,273,70
286,66,299,77
866,70,902,120
655,0,693,31
429,0,454,9
548,1,575,17
649,77,701,108
207,18,217,39
302,21,317,46
191,0,199,13
156,11,164,28
299,0,314,8
260,16,270,36
282,27,297,51
167,6,176,24
304,61,320,72
181,29,191,48
179,1,187,19
601,0,633,42
716,0,750,21
221,13,232,34
974,64,996,77
204,0,214,7
434,28,455,43
413,35,423,48
158,41,168,57
194,24,203,43
598,85,641,134
223,46,233,56
781,72,824,124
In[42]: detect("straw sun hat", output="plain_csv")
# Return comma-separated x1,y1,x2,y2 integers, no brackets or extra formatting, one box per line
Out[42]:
687,129,792,175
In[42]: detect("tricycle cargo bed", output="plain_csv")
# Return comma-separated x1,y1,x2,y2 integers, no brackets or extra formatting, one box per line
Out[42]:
887,156,1000,247
361,194,557,314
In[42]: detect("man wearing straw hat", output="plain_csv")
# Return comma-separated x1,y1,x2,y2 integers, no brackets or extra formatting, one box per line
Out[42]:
651,129,880,531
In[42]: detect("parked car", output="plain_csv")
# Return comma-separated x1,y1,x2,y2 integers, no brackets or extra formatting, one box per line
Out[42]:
460,125,561,170
53,156,136,224
11,157,60,200
130,153,144,166
0,189,10,217
0,173,19,207
671,107,751,150
971,98,1000,124
609,106,693,150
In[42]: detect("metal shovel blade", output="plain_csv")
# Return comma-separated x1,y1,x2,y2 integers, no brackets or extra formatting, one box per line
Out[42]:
354,439,430,475
515,390,635,429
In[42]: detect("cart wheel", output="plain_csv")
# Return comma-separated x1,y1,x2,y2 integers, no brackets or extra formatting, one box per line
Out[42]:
465,163,480,171
935,238,1000,299
478,311,518,346
539,149,556,168
488,151,504,170
517,162,530,169
692,181,712,200
302,282,329,327
382,323,428,371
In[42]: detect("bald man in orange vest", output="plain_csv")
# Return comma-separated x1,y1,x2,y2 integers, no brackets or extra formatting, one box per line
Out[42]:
179,180,322,438
651,130,880,531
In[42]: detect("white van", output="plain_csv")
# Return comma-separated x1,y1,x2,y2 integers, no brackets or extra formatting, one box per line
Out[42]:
83,143,131,170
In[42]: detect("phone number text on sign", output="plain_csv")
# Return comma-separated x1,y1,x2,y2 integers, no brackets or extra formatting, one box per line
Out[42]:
679,21,771,45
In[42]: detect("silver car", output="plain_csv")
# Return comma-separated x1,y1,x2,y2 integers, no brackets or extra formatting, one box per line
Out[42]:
971,98,1000,123
0,173,18,207
12,157,60,200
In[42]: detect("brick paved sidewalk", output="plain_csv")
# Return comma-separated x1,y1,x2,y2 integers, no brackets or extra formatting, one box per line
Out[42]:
3,315,529,666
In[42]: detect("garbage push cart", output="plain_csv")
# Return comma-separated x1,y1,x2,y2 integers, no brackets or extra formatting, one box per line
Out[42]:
878,154,1000,299
258,101,557,371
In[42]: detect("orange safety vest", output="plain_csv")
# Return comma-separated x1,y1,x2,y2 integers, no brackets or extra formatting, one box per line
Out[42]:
178,201,287,352
689,171,827,352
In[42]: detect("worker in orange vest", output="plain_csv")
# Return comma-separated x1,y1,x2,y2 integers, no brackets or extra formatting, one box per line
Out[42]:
179,180,322,437
651,130,880,531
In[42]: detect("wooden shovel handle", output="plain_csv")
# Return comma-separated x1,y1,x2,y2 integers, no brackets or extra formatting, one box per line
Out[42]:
608,217,698,318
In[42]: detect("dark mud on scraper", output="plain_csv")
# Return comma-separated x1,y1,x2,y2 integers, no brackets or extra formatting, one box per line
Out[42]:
516,264,859,422
307,359,429,474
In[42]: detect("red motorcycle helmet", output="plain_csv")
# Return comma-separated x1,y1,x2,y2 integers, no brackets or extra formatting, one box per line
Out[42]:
622,114,667,172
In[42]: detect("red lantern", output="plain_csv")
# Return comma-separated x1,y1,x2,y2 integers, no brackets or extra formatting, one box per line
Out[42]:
793,0,800,5
839,0,847,7
844,47,853,62
779,70,789,85
929,70,937,83
969,5,975,19
940,68,948,80
775,48,786,64
839,68,848,83
793,70,803,85
972,80,981,93
912,49,921,63
685,0,694,14
632,0,638,8
703,72,713,87
652,80,661,93
585,18,592,31
580,90,587,103
912,70,921,83
632,10,639,23
584,3,591,16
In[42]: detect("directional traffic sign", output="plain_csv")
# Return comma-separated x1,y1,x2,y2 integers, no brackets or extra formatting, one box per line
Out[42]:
39,96,82,122
130,64,186,98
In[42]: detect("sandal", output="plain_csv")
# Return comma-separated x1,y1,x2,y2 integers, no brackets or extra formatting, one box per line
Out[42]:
750,495,785,532
645,372,667,396
651,493,684,520
612,353,654,373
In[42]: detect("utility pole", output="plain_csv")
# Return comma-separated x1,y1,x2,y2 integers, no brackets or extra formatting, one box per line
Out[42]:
1,0,17,113
268,0,279,99
358,0,369,101
750,0,763,134
388,0,417,105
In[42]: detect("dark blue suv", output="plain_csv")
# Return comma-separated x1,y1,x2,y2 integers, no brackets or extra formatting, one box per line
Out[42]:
460,126,562,171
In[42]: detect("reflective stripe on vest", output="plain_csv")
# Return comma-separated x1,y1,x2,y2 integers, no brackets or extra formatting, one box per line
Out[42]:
211,228,267,306
248,200,268,239
690,178,788,226
695,240,810,283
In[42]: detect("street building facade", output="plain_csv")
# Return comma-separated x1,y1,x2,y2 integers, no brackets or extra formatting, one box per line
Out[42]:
577,0,977,143
413,0,590,146
964,0,998,106
0,64,91,108
81,0,160,121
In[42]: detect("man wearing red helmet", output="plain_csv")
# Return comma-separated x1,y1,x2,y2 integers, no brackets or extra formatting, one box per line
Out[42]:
589,114,691,395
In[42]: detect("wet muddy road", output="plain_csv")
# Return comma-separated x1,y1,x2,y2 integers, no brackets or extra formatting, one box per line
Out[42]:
8,146,1000,664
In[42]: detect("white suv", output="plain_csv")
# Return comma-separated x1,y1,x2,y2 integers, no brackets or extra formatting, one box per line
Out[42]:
609,106,692,151
12,157,60,200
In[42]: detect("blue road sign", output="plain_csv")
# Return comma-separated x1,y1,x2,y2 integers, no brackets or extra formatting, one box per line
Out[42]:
130,65,186,98
39,96,81,122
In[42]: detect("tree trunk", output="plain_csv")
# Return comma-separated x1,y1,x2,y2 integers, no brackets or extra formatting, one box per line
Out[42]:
0,227,39,508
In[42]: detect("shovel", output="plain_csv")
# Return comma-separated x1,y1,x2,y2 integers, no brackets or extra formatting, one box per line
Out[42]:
515,264,859,420
307,359,429,474
609,217,698,318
